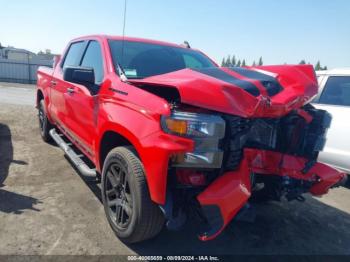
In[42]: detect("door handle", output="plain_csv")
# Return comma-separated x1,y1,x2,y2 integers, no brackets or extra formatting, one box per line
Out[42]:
67,87,75,94
51,80,57,87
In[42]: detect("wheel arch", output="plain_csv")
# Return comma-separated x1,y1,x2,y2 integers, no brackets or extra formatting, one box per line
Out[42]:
36,88,54,123
98,130,135,171
36,89,44,106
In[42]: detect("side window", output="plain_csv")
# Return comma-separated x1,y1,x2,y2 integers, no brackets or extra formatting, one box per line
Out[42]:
62,41,85,68
319,76,350,106
81,41,104,83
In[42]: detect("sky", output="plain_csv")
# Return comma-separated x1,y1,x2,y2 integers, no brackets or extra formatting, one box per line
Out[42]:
1,0,349,68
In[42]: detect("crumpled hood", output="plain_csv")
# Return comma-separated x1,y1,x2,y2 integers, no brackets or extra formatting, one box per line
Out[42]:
129,65,318,118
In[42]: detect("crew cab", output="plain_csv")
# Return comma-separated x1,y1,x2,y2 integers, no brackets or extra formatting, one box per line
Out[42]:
36,35,346,243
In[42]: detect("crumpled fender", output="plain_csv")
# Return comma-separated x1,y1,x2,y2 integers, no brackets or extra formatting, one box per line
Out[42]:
197,148,345,241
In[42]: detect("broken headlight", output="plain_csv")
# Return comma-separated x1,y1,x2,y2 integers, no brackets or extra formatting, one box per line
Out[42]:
162,111,225,168
161,111,225,138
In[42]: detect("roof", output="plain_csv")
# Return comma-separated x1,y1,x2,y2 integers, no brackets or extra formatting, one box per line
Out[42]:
316,68,350,76
71,34,187,49
3,47,34,53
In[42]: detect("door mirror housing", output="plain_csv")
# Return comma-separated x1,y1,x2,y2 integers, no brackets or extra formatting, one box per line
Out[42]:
63,66,95,88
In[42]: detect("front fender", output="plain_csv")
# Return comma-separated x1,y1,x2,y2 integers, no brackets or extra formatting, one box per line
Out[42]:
95,96,194,204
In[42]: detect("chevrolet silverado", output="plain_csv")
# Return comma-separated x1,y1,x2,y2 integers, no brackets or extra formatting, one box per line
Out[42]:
37,35,346,243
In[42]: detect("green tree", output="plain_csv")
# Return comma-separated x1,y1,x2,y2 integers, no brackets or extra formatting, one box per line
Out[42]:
252,61,256,66
299,60,306,65
258,57,263,66
231,55,236,67
226,55,232,67
242,59,246,67
236,59,241,67
221,58,226,67
315,61,321,71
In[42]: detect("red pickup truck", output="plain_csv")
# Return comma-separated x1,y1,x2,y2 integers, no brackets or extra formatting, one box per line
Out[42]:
37,35,345,243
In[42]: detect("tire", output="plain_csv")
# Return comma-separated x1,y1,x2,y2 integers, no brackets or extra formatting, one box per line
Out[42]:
101,146,165,243
345,174,350,189
38,99,53,142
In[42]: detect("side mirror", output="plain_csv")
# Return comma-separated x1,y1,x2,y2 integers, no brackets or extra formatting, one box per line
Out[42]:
63,66,95,88
53,55,61,68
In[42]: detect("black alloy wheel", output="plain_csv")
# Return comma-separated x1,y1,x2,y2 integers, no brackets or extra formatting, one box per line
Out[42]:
105,162,133,231
38,99,52,142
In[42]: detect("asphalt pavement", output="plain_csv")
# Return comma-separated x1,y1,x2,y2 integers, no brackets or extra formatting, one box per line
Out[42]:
0,82,35,106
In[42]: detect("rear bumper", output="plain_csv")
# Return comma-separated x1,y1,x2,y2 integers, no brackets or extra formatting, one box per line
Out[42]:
197,148,345,241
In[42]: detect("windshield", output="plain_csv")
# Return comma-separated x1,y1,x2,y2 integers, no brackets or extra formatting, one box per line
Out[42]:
108,40,217,79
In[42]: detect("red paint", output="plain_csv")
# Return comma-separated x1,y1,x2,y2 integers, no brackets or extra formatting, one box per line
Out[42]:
197,149,345,240
197,158,252,241
129,64,318,118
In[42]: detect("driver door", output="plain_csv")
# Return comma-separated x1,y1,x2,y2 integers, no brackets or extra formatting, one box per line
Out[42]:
63,40,105,160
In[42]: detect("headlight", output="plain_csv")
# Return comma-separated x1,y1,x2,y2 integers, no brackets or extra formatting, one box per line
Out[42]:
162,111,226,168
161,111,225,138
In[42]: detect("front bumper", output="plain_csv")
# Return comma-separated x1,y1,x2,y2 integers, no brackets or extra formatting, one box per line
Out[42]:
197,148,346,241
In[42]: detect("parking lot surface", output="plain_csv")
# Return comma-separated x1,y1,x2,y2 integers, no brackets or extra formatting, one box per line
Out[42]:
1,83,350,255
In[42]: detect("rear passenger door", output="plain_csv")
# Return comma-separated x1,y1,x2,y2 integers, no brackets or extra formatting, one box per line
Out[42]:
314,76,350,173
63,40,105,160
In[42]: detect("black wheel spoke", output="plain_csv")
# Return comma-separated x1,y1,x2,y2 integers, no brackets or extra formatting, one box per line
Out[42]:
107,171,118,188
125,192,132,203
116,205,123,223
108,198,122,207
106,188,116,197
122,202,132,216
119,171,124,187
111,165,121,184
105,161,133,230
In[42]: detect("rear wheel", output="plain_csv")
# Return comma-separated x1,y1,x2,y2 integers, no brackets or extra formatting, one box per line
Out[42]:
38,99,53,142
101,146,165,243
345,174,350,189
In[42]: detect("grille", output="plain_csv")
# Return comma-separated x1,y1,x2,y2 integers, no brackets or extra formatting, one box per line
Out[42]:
222,105,331,171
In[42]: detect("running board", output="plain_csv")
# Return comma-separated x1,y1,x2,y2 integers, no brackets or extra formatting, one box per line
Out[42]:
49,129,96,178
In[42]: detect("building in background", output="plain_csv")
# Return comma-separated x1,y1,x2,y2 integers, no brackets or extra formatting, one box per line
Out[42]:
0,46,54,61
0,44,54,84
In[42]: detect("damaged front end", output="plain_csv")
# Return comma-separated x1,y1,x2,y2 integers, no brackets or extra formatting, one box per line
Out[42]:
161,105,345,241
132,64,345,241
197,105,346,240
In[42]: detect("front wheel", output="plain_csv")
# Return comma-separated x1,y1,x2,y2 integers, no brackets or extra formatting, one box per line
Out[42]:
101,146,165,243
